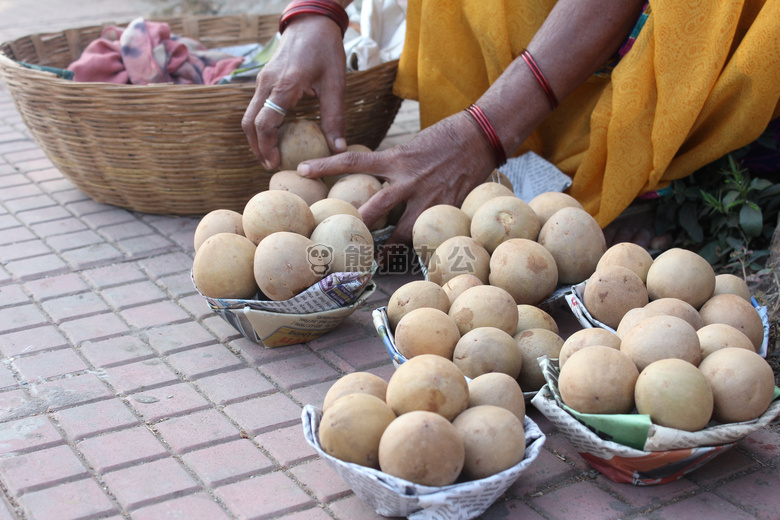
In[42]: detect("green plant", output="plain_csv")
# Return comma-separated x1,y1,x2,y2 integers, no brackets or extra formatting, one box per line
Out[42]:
654,145,780,274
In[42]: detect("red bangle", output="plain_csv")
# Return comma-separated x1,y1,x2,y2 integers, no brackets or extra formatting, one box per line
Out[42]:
279,0,350,38
521,50,559,110
465,104,507,167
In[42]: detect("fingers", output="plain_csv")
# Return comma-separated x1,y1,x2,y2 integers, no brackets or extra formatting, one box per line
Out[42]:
359,182,406,231
317,76,347,154
299,148,386,179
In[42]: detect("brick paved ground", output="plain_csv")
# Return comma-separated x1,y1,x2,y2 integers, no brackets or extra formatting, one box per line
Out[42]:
0,3,778,520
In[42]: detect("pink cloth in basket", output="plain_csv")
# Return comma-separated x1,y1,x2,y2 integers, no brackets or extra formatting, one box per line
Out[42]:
68,17,243,85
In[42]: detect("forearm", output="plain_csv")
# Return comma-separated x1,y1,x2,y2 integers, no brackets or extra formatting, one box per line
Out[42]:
477,0,647,156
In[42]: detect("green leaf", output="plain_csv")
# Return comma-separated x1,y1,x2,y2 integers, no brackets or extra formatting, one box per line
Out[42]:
726,235,745,251
679,203,704,242
750,178,774,191
698,241,723,264
739,204,763,238
722,190,741,208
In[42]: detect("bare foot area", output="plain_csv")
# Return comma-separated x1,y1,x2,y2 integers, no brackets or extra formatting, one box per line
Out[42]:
602,200,673,253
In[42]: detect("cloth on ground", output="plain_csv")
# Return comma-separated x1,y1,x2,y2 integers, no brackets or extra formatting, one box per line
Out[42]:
67,17,244,85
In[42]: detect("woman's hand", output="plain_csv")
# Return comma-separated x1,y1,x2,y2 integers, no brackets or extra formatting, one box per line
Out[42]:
242,15,348,171
298,111,497,245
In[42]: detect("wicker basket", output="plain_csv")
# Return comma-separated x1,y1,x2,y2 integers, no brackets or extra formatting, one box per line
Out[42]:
0,15,403,216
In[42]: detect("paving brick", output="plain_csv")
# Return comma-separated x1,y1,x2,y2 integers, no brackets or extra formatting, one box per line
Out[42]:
118,234,176,259
0,365,18,391
104,359,181,394
132,492,232,520
0,226,34,246
0,240,51,262
0,184,42,201
714,466,780,520
155,409,241,455
530,480,632,520
178,293,218,319
540,433,594,472
158,272,199,298
256,424,317,466
508,447,580,497
321,336,390,371
215,471,314,520
0,284,28,306
138,252,193,279
290,380,337,411
128,382,210,423
268,506,334,520
79,335,156,368
53,398,139,440
646,491,756,520
25,167,61,183
167,344,245,380
80,209,136,228
0,304,49,334
0,497,17,520
17,478,117,520
202,315,244,343
4,194,58,213
0,325,69,357
0,416,64,455
685,447,758,486
68,200,122,218
38,177,76,194
144,321,216,355
234,339,309,366
306,318,371,351
120,300,190,329
51,188,90,206
5,254,70,282
42,291,109,323
181,439,275,487
0,173,29,189
0,444,88,495
223,393,302,436
77,425,168,472
0,214,21,231
738,429,780,461
82,262,146,289
596,473,699,510
30,217,87,238
289,458,352,503
15,205,70,225
328,495,388,520
98,220,155,241
46,229,105,253
259,352,340,391
481,498,546,520
194,367,276,406
142,214,198,236
12,348,89,381
61,242,124,270
13,158,52,173
102,457,200,510
30,372,113,412
24,273,89,302
59,312,130,344
0,389,38,422
4,148,45,163
101,281,167,310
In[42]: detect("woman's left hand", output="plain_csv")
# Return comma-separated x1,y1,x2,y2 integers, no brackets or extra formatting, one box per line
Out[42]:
298,110,497,246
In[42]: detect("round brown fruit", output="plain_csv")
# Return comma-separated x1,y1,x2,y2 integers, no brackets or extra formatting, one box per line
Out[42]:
242,190,315,244
394,308,461,360
528,191,584,226
468,372,526,420
712,273,752,302
583,265,649,329
699,348,775,423
309,214,374,273
470,196,541,253
559,345,639,414
427,236,490,285
643,298,704,331
269,170,329,206
616,307,652,339
387,280,450,331
309,198,362,227
596,242,654,284
254,231,322,301
378,410,465,486
634,358,713,431
453,327,523,379
698,293,764,352
385,354,469,420
319,393,395,469
193,209,244,252
619,315,701,372
559,328,621,368
278,119,330,171
489,238,558,305
442,274,484,306
449,285,519,336
193,233,258,299
645,248,715,309
515,305,558,335
697,323,755,359
538,207,606,284
460,182,515,219
412,204,471,265
453,405,526,480
327,174,386,230
322,372,388,412
514,328,564,392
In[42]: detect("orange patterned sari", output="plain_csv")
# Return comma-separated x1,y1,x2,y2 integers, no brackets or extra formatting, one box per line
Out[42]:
393,0,780,227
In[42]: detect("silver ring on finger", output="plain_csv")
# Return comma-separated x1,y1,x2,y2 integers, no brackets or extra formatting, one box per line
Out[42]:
263,99,288,117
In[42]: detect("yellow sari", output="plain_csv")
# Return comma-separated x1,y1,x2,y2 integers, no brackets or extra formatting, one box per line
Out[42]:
393,0,780,227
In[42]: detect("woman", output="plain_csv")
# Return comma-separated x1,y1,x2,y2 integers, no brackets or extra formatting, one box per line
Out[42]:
242,0,780,246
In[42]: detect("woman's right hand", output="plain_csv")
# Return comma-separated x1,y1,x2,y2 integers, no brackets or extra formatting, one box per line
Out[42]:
242,14,348,171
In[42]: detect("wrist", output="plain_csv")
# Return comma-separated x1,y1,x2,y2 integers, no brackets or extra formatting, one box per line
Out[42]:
280,0,350,38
